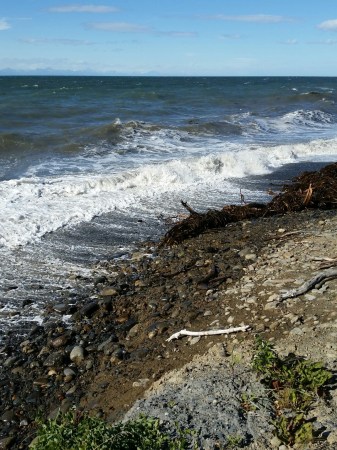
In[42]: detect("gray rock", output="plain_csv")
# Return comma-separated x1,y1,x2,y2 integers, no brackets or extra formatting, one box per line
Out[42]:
43,352,64,367
124,358,274,449
69,345,84,364
0,437,14,449
99,287,118,297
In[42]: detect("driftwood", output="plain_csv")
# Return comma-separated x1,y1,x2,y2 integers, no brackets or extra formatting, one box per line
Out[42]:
161,163,337,246
279,268,337,301
166,325,250,342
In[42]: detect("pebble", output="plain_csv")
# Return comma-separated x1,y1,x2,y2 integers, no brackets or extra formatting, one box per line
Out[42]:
264,301,278,310
289,327,303,336
51,334,70,348
43,352,64,367
53,303,68,313
189,336,201,345
64,368,76,382
127,324,140,339
69,345,84,364
99,287,119,297
0,437,14,449
132,378,150,388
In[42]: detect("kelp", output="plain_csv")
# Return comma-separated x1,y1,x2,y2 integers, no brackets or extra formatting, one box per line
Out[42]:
161,162,337,246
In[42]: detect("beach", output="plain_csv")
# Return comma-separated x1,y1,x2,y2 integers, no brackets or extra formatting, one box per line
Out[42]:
2,76,337,448
2,76,337,341
2,200,337,448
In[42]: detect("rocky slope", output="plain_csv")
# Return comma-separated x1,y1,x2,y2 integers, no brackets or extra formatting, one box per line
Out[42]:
1,208,337,449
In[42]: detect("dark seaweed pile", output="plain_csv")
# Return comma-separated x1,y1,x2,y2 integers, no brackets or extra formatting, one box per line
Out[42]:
162,162,337,245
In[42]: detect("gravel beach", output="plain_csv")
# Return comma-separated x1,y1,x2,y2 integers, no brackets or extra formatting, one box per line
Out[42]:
2,205,337,449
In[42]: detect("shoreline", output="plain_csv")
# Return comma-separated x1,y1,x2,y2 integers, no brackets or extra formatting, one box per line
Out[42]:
2,194,337,447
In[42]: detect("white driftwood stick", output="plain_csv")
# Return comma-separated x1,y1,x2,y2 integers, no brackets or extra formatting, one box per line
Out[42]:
166,325,250,342
279,267,337,301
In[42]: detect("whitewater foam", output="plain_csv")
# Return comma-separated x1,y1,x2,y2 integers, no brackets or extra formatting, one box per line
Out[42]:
1,137,337,249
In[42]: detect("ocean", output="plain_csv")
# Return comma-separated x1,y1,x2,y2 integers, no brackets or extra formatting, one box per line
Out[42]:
1,75,337,339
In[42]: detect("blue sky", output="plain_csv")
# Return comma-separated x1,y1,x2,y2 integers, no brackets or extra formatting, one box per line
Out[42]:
1,0,337,75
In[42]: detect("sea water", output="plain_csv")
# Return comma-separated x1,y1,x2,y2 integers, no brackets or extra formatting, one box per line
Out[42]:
1,76,337,338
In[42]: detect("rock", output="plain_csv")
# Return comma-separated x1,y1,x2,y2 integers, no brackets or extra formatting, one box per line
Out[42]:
132,378,150,388
80,301,98,317
289,327,303,336
148,330,157,339
127,324,140,339
189,336,201,345
69,345,84,364
53,303,68,313
33,377,50,387
0,437,14,449
245,253,257,261
1,410,15,422
267,293,278,303
4,356,18,368
99,287,119,297
270,435,282,448
264,301,278,310
64,368,76,382
43,352,64,367
51,334,70,348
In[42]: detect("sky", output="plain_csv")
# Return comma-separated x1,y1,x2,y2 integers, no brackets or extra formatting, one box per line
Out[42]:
1,0,337,76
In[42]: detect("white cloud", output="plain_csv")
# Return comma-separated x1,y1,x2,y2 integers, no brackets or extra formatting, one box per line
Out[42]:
21,37,95,46
87,22,151,32
203,14,292,23
220,33,242,40
0,18,11,30
160,31,198,37
49,4,119,13
318,19,337,31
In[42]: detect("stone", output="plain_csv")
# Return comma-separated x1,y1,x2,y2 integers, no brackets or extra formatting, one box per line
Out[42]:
43,352,64,367
1,410,15,422
80,301,98,317
289,327,303,336
51,334,70,348
132,378,150,388
245,253,257,261
127,324,140,339
0,437,14,449
53,303,68,313
189,336,201,345
33,377,50,387
267,293,278,303
4,356,18,368
69,345,84,364
264,301,278,310
64,368,76,382
99,287,118,297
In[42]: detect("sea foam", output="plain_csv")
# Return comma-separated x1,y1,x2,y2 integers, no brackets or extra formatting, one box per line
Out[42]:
1,137,337,249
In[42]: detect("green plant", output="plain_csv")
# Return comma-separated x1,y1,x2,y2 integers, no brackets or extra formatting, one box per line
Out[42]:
241,392,258,412
225,434,244,448
274,413,313,446
31,411,191,450
252,335,332,446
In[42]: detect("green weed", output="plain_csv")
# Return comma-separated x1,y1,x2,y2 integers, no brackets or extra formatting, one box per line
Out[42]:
252,335,332,446
30,411,192,450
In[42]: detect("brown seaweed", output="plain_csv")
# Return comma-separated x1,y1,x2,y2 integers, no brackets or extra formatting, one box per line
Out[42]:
161,162,337,246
